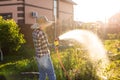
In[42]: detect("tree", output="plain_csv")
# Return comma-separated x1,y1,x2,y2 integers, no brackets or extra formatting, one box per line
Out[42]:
0,16,26,55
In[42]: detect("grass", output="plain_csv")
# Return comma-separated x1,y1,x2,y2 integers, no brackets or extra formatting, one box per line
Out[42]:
0,45,38,80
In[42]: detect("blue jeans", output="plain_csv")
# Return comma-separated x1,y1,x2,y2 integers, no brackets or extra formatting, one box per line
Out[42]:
36,54,56,80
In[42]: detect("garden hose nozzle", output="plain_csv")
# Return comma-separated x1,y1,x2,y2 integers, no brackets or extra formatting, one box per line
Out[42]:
54,38,59,47
54,38,71,80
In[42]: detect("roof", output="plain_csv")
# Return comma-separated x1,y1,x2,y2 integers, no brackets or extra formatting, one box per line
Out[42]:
61,0,77,5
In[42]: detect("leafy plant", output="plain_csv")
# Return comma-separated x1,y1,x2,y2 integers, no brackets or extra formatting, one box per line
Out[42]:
0,16,26,53
52,47,100,80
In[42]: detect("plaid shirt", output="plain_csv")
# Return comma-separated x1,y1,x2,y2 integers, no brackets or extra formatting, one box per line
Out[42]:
32,29,50,57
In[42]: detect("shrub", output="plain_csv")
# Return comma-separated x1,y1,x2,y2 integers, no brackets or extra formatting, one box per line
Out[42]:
52,47,100,80
0,16,26,53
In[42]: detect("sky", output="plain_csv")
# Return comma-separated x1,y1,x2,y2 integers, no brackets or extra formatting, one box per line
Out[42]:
73,0,120,22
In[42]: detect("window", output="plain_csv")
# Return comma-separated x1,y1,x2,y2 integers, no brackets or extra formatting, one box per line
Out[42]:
18,19,24,24
17,13,24,17
0,13,12,20
17,7,24,11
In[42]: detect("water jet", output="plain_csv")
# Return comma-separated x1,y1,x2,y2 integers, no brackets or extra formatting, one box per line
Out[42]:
59,29,109,80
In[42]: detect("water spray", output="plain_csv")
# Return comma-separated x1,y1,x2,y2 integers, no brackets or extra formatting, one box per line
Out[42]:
59,29,109,80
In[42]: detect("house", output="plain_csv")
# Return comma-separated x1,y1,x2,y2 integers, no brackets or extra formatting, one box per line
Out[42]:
0,0,76,46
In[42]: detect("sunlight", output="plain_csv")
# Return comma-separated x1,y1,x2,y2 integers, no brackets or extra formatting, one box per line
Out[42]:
59,29,109,80
73,0,120,22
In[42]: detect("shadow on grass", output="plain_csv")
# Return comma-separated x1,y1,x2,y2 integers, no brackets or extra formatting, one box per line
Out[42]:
0,74,6,80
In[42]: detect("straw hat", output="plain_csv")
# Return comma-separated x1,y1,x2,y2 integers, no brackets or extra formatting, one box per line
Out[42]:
31,16,54,29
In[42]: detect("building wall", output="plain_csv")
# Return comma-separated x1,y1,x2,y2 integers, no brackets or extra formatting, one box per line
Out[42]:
0,0,20,4
0,0,24,23
0,0,76,46
25,0,53,9
59,1,74,21
0,0,54,24
0,0,75,24
59,1,73,14
24,0,54,24
55,1,74,36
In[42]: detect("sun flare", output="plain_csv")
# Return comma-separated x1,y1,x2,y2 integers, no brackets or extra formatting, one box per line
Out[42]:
73,0,120,22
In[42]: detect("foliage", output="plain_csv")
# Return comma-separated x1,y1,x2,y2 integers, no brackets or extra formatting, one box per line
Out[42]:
0,58,38,80
0,39,120,80
104,39,120,80
109,33,120,40
52,47,100,80
0,16,26,53
104,39,120,54
0,45,37,80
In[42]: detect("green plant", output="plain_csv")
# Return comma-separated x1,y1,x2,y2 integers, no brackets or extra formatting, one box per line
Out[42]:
104,40,120,54
0,38,120,80
0,16,26,53
0,45,38,80
52,47,100,80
